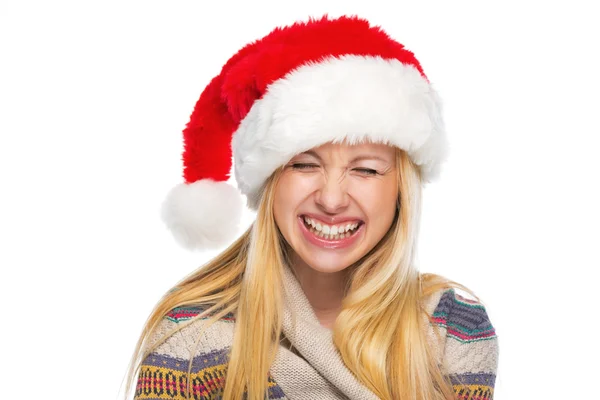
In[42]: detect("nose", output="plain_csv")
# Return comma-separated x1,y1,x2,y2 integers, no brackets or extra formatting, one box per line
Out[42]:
314,172,350,213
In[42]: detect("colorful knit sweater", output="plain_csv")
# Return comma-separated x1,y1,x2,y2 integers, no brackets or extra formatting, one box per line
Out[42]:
135,282,499,400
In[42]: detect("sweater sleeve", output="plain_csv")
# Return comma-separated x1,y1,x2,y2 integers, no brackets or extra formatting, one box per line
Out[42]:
432,289,499,400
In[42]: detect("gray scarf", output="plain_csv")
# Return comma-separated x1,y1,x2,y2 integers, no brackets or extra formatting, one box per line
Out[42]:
269,265,379,399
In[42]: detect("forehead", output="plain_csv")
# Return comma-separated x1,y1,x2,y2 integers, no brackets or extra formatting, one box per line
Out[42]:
297,141,396,160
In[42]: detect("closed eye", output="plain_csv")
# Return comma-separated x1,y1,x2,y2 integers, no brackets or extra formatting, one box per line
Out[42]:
291,164,379,176
291,163,319,170
353,168,379,176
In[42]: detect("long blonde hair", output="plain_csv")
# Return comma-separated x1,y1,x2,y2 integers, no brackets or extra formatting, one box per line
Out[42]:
125,148,476,399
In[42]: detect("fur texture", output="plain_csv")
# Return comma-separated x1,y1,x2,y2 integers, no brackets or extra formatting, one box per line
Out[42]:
160,180,244,250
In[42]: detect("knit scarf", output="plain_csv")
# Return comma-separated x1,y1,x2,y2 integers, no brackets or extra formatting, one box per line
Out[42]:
269,265,379,400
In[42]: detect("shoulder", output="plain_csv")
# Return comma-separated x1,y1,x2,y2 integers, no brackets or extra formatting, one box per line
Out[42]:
147,305,236,359
432,288,497,343
430,288,499,399
135,306,236,399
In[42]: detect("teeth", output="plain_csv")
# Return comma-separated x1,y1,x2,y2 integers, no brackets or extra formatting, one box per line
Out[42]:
304,216,361,240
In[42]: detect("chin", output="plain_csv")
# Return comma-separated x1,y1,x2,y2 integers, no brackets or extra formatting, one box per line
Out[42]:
302,252,356,274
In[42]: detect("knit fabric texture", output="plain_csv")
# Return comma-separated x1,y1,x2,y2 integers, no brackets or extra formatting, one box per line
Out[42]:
135,267,498,399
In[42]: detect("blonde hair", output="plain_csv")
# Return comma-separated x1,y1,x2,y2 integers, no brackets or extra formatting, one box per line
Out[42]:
125,148,477,400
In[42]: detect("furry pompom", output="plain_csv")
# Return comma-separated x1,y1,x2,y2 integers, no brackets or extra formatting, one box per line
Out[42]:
160,180,244,250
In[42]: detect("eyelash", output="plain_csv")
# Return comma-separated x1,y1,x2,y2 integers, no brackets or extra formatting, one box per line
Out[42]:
291,163,379,176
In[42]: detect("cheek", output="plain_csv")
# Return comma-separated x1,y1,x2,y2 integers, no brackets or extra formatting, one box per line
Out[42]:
351,180,398,222
275,174,318,207
273,181,289,228
273,175,313,226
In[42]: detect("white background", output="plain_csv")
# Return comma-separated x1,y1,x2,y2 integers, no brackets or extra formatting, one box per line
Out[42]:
1,1,598,399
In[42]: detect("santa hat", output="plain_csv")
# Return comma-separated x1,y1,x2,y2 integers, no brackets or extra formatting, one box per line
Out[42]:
161,15,448,250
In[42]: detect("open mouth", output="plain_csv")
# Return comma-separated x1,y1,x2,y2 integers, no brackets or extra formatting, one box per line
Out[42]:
301,215,364,241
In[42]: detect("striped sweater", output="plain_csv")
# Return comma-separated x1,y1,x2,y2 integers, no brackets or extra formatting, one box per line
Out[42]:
135,287,498,399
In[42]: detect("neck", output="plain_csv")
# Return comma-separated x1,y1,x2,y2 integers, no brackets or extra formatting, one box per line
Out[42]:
289,254,351,329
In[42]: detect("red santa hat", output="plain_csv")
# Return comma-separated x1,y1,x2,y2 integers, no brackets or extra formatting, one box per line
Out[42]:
161,15,448,250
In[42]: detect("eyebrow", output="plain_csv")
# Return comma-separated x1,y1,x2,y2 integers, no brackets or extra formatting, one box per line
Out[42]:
299,150,391,163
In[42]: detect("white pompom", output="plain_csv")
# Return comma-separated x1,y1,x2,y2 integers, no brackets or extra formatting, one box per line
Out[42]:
160,180,245,250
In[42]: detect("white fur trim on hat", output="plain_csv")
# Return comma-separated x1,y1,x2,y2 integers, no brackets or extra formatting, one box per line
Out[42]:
232,55,448,210
160,180,244,250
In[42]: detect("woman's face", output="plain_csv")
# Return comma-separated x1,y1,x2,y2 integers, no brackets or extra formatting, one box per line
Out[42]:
273,141,398,274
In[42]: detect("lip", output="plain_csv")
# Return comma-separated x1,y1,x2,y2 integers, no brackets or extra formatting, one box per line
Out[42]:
297,215,364,249
301,213,364,226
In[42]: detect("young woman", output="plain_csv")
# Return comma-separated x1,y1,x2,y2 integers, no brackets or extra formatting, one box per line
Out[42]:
126,15,499,400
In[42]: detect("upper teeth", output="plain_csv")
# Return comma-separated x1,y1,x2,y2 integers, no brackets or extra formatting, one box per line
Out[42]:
303,216,360,234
